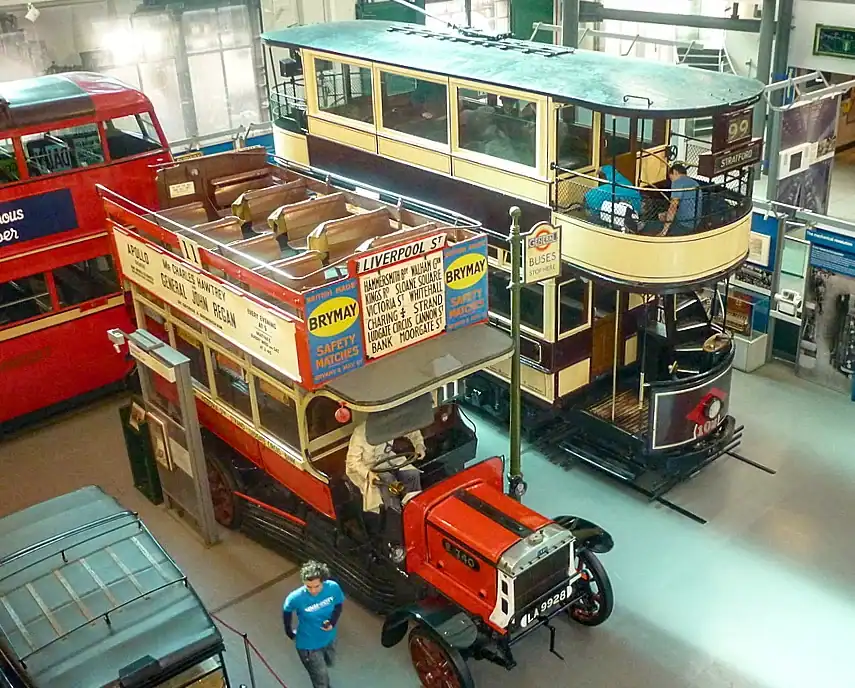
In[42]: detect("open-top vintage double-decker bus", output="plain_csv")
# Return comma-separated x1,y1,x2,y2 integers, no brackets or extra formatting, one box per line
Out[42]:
260,19,766,496
102,148,615,687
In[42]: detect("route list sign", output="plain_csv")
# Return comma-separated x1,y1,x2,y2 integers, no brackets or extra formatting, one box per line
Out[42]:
357,236,447,359
113,228,301,383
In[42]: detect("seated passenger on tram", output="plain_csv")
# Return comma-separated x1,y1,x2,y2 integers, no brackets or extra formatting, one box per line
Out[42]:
583,165,641,232
655,163,701,237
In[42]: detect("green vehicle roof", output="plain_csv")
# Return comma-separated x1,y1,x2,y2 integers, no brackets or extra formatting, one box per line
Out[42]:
262,20,764,118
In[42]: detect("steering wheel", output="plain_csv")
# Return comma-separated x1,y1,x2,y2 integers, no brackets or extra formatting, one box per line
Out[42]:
370,451,419,475
665,145,679,162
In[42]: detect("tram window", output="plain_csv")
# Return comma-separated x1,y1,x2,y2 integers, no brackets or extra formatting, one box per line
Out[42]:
53,255,119,307
379,71,448,145
489,270,545,332
600,114,632,162
0,138,20,183
314,58,374,125
559,280,589,334
255,377,300,449
306,396,347,442
556,105,594,170
638,119,667,146
457,88,537,168
22,124,104,177
175,329,210,389
593,284,619,319
213,352,253,418
104,112,164,160
0,274,52,326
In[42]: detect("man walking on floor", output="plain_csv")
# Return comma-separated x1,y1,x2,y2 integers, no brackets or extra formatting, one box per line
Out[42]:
283,560,345,688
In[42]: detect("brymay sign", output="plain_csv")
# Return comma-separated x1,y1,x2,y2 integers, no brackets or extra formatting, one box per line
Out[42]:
523,222,561,284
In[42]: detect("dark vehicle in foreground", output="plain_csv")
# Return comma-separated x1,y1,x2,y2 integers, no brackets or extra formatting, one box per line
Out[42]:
0,486,229,688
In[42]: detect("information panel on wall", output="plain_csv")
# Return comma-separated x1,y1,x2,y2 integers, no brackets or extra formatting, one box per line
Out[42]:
113,228,302,382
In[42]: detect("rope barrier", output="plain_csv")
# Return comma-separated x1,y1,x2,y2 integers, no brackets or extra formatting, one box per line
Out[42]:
212,613,290,688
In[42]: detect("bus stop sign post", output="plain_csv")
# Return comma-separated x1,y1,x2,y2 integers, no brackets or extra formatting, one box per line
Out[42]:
109,327,220,547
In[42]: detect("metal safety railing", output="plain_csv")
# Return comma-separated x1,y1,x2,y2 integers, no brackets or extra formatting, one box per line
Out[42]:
212,613,290,688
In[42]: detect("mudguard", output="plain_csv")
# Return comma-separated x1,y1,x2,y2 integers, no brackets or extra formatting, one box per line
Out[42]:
554,515,614,554
381,597,479,650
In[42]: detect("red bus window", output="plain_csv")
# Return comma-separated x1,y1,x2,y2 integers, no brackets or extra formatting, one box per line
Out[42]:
53,256,119,308
174,328,210,389
255,377,300,449
0,139,20,184
104,113,165,160
22,124,104,177
213,351,253,418
0,274,53,327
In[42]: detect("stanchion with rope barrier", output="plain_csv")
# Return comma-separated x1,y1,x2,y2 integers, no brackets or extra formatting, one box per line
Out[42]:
212,613,291,688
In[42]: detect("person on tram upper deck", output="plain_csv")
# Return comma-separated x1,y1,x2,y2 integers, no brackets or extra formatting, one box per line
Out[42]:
583,165,641,232
657,163,701,236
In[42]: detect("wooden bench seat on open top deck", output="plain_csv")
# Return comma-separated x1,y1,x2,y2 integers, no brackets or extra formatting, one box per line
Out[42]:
252,251,329,292
154,202,210,229
210,168,277,211
354,223,439,254
184,217,245,247
267,193,351,249
231,179,310,228
306,208,395,263
222,232,283,268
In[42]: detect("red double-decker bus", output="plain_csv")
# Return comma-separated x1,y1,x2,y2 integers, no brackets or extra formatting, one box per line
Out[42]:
0,72,172,431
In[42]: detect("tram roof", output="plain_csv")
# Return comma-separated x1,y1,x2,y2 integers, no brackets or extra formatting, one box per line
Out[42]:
262,21,764,118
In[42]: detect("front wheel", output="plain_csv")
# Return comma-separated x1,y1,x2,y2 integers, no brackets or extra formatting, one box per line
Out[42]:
408,624,474,688
568,549,614,627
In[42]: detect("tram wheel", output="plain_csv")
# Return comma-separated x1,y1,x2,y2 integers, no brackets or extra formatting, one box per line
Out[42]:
408,624,474,688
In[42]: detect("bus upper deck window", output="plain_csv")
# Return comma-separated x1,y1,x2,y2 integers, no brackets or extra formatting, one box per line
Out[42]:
53,256,120,308
314,58,374,125
379,71,448,145
0,138,20,184
0,274,53,327
457,88,537,168
104,112,165,160
22,123,104,177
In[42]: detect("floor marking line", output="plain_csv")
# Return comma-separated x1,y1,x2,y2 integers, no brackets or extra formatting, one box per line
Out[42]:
210,564,301,615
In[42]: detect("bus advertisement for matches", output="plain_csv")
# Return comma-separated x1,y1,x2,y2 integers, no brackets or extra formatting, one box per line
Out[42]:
304,234,489,387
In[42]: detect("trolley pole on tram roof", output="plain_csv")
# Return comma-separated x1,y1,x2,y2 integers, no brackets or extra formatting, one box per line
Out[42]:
508,206,525,502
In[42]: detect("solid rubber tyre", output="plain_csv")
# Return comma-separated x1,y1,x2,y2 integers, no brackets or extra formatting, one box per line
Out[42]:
408,623,474,688
568,549,614,627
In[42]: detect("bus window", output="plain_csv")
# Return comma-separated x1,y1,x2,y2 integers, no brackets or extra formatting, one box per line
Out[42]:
0,138,19,184
314,58,374,125
174,328,210,389
489,270,545,333
306,395,347,441
556,105,594,171
457,88,537,168
0,274,53,327
104,113,164,160
254,377,300,449
379,71,448,145
53,256,119,307
22,124,104,177
559,279,589,335
212,351,252,418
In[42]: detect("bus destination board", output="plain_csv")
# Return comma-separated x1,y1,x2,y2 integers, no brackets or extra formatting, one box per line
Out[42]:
113,228,301,383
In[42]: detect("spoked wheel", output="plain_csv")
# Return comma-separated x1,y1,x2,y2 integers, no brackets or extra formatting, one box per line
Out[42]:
206,457,241,529
408,624,474,688
568,549,614,627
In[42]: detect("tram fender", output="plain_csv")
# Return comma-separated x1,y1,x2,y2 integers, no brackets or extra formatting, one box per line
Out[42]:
554,515,614,554
381,600,479,650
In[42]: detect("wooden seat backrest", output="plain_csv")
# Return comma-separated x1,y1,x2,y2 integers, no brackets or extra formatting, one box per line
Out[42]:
225,233,282,267
355,223,439,253
190,217,244,245
155,202,210,228
231,179,309,224
254,251,327,291
267,193,350,242
307,208,392,260
210,168,276,209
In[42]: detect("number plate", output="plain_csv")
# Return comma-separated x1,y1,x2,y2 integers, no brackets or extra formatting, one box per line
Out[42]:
516,580,575,630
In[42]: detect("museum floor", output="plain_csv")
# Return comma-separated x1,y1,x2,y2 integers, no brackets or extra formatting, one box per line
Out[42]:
1,361,853,688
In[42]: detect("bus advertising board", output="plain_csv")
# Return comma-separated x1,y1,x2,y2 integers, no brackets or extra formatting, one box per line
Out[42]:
112,228,302,383
304,234,489,386
0,188,78,249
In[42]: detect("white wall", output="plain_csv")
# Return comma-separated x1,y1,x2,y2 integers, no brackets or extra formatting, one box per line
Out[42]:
725,28,760,78
790,0,855,75
261,0,354,30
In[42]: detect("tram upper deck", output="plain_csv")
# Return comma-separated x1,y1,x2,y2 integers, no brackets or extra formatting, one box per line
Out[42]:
102,149,511,406
262,20,766,291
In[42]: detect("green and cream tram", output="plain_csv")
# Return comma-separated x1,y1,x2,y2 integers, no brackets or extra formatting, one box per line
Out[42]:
260,20,765,494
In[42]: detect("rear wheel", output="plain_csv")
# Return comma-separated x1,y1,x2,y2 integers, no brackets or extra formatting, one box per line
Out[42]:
568,549,613,626
206,454,242,529
408,624,474,688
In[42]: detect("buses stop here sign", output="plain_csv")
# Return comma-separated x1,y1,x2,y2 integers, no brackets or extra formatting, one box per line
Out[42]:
523,222,561,284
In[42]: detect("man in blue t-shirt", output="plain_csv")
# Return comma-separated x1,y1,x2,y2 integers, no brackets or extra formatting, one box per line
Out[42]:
658,163,701,236
283,561,345,688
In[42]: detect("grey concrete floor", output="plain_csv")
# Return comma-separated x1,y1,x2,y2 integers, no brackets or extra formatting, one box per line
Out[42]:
1,362,854,688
